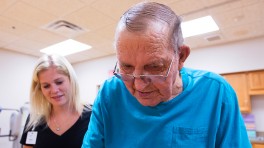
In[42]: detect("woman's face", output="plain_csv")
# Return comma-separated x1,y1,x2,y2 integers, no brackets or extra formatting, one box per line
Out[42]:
115,24,181,107
38,66,71,108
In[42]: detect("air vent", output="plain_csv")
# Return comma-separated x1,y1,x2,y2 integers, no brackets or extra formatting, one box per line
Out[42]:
205,35,221,42
41,20,87,37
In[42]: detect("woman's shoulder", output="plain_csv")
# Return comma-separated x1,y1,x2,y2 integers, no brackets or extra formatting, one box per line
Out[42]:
82,104,92,117
83,104,92,111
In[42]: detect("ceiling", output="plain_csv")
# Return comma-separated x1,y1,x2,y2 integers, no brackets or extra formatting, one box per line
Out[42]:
0,0,263,64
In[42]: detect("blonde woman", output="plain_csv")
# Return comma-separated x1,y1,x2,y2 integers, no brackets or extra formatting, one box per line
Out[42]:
20,54,91,148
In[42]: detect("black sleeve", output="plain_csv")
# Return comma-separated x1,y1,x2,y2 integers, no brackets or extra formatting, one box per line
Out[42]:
20,115,34,146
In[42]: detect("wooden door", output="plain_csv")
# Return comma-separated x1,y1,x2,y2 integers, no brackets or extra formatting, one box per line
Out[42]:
223,73,251,113
248,71,264,95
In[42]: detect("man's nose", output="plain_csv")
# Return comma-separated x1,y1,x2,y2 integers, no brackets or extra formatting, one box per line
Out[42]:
133,75,150,90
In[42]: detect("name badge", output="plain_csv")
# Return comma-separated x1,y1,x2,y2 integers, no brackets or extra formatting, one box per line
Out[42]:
26,131,38,144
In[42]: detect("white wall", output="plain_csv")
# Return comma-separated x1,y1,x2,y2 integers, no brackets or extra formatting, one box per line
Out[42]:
0,49,37,148
251,95,264,132
73,55,116,105
184,37,264,74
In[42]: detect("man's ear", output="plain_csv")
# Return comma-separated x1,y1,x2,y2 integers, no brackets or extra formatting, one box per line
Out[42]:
178,45,190,70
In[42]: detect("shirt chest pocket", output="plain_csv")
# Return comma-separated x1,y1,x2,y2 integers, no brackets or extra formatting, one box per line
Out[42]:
172,126,208,148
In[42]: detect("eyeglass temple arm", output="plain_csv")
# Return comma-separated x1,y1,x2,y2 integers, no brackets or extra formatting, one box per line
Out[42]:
113,61,118,74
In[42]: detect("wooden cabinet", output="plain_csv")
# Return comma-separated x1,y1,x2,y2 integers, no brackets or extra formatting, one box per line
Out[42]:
252,143,264,148
248,71,264,95
222,70,264,113
222,73,251,113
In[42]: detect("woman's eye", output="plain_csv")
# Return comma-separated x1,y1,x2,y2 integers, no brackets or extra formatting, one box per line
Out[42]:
55,81,63,85
42,84,50,89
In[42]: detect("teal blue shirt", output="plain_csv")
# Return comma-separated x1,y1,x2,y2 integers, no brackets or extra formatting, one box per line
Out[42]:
82,67,251,148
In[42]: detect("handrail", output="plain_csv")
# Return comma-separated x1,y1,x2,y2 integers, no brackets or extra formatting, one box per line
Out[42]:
0,107,19,112
0,107,20,141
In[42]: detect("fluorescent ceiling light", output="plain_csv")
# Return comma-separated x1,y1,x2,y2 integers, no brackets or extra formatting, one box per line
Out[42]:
181,16,219,38
40,39,92,56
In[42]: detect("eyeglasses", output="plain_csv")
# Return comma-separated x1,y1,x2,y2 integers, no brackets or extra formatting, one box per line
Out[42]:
113,57,174,83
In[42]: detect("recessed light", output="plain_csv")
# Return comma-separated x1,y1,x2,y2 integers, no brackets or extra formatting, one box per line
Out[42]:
40,39,92,56
181,16,219,38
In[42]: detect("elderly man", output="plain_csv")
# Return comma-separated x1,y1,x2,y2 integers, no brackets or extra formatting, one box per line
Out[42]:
82,2,251,148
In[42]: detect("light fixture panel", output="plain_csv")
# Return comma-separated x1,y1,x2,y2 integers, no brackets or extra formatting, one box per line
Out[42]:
181,16,219,38
40,39,92,56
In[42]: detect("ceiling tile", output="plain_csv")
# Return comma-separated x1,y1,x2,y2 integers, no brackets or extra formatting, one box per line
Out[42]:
2,1,56,27
208,0,242,14
213,1,262,29
4,43,41,56
90,0,142,20
222,22,263,41
65,5,116,32
75,31,112,49
94,23,117,41
0,0,17,14
250,21,264,37
21,0,86,17
66,48,112,63
241,0,261,6
90,0,181,21
79,0,97,5
169,0,207,15
0,31,19,44
95,41,116,54
201,0,234,6
5,37,47,53
22,29,67,45
84,49,115,59
181,10,210,22
185,31,225,49
0,16,35,36
213,8,244,29
0,41,7,47
153,0,180,4
184,37,202,49
242,2,263,22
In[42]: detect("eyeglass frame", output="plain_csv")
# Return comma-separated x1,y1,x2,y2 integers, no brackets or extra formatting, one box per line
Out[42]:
113,57,175,82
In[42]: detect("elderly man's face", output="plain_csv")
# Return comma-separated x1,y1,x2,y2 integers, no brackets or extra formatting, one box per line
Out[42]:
115,24,181,107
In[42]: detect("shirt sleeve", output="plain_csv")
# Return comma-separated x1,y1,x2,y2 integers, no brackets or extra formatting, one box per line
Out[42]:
20,115,34,146
215,84,252,148
82,93,106,148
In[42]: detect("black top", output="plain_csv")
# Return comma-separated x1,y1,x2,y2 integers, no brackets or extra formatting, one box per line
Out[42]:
20,105,91,148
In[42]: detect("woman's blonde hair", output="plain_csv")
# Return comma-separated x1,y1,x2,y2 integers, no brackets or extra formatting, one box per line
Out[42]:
26,54,82,131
